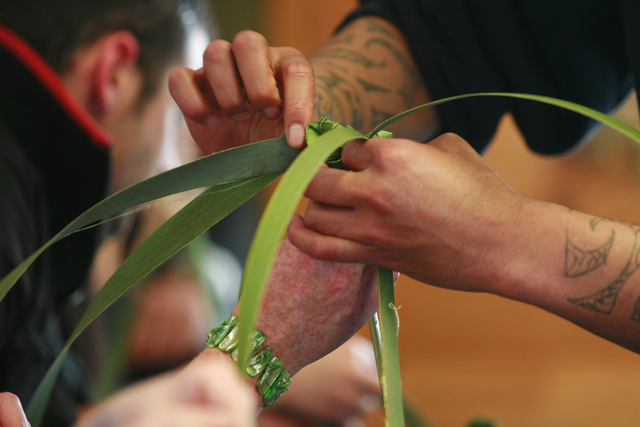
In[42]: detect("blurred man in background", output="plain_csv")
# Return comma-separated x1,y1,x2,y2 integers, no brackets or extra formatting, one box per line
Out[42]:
0,1,382,426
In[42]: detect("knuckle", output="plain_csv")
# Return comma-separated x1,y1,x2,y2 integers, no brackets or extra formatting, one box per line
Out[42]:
232,30,267,51
248,88,278,108
284,100,314,117
372,140,413,170
433,132,464,148
282,59,314,80
203,39,232,65
218,98,245,114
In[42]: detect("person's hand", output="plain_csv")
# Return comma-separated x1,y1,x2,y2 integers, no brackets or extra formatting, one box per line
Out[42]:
0,392,29,427
128,270,213,369
169,31,317,154
77,360,255,427
288,133,525,293
232,239,380,377
268,336,381,426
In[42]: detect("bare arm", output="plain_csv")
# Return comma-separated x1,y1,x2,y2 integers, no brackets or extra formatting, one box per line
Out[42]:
289,133,640,354
501,201,640,353
311,16,438,141
169,16,438,153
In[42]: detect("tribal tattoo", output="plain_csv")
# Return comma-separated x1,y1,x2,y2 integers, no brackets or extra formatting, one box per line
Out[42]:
311,17,424,131
566,216,640,321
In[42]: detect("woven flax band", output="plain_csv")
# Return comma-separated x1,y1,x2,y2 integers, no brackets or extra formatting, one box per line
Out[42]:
206,316,291,407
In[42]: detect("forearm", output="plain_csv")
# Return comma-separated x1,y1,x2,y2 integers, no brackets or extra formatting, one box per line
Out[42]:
495,198,640,353
310,16,438,141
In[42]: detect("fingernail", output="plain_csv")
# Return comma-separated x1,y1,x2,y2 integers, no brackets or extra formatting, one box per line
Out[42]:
205,115,223,129
231,111,250,123
262,106,282,120
288,123,305,148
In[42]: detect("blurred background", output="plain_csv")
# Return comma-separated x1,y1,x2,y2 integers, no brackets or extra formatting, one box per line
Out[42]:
205,1,640,426
102,0,640,426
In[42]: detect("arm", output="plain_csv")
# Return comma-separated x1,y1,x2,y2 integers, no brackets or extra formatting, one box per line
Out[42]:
168,16,438,153
310,16,437,141
288,133,640,354
79,239,380,425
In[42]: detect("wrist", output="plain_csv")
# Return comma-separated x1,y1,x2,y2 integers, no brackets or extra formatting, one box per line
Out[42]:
491,197,569,305
204,315,293,408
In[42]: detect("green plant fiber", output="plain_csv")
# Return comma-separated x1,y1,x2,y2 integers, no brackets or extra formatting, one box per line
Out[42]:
5,92,640,427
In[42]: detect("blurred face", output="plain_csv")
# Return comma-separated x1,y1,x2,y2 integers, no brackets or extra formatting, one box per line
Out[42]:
107,23,210,193
106,73,182,193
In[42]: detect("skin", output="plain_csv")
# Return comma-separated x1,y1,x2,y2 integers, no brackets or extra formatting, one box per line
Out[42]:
0,393,29,427
185,239,380,413
169,14,640,355
8,22,381,425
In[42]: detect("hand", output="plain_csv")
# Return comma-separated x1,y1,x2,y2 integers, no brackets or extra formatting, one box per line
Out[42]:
233,239,379,376
169,31,317,154
0,392,29,427
77,361,255,427
288,133,525,293
269,336,381,425
128,270,213,369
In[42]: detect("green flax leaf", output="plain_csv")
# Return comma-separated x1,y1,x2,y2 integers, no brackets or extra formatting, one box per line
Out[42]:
235,126,365,369
377,268,405,427
26,173,280,427
367,92,640,144
0,135,298,303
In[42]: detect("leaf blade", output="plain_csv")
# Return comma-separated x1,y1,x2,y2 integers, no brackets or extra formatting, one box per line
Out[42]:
26,173,280,427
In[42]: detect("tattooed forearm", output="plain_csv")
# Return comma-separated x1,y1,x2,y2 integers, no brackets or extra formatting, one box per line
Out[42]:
565,231,614,277
566,216,640,320
632,298,640,322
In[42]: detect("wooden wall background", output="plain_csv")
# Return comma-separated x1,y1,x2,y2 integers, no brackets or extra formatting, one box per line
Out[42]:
213,1,640,426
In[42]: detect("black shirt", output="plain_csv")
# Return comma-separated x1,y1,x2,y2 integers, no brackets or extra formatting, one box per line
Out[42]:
0,25,110,427
343,0,637,154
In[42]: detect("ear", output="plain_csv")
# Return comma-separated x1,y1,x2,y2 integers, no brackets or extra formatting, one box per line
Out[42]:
90,31,141,116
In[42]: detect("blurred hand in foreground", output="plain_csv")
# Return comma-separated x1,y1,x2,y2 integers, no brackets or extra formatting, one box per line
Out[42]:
268,335,381,426
77,361,254,427
0,392,29,427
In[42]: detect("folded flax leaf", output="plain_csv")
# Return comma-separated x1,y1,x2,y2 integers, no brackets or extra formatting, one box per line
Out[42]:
26,173,280,427
0,135,298,303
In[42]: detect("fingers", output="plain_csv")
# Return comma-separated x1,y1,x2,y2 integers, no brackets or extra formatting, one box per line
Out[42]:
233,31,282,118
288,214,373,263
273,47,316,149
170,31,316,149
202,39,248,121
305,167,359,207
169,67,222,129
341,139,374,171
0,392,29,427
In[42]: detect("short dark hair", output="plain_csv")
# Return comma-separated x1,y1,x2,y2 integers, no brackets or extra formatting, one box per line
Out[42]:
0,0,209,101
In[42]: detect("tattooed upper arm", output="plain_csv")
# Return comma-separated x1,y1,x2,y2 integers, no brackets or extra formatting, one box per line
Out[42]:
310,16,432,135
